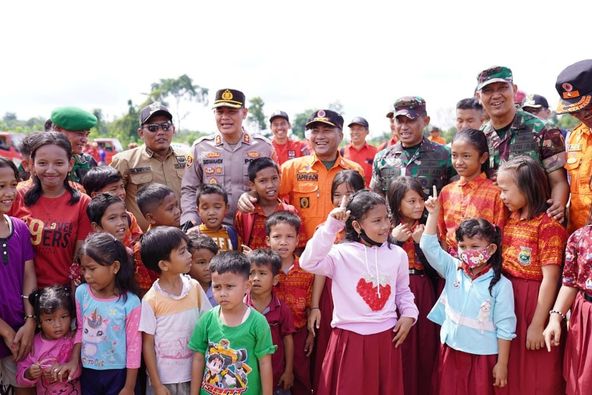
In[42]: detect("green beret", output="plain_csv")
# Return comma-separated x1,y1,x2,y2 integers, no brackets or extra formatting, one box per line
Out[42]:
51,107,97,131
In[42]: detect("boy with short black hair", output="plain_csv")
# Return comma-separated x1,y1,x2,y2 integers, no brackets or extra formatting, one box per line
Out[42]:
135,183,182,295
265,211,314,395
247,249,295,395
234,157,303,250
87,193,129,244
187,233,219,307
139,227,212,395
82,166,142,246
137,183,181,228
192,184,240,251
189,251,275,395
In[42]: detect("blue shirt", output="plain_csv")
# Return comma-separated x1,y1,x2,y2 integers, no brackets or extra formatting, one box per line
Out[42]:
420,234,516,355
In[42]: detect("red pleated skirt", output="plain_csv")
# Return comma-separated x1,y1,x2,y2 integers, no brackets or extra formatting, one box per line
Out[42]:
497,276,564,394
438,345,498,395
402,274,438,395
317,327,404,395
564,292,592,395
312,278,334,392
292,327,312,395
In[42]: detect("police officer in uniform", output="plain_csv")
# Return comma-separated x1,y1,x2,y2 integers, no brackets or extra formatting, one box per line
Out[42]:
50,106,98,183
110,102,186,231
180,89,275,227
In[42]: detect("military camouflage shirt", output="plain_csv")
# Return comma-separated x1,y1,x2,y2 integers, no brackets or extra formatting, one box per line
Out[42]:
370,137,455,197
70,153,97,184
481,110,566,176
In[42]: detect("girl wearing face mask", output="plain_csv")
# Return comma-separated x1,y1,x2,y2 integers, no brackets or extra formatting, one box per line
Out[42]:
420,189,516,395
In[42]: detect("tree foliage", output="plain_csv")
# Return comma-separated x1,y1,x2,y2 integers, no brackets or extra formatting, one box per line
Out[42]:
291,109,316,139
247,96,266,132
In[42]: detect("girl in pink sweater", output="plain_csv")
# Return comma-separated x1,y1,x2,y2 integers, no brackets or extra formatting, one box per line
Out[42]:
301,190,418,395
17,286,80,394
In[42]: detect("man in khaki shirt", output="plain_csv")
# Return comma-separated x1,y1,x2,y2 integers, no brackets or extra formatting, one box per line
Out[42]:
110,102,186,231
181,88,275,227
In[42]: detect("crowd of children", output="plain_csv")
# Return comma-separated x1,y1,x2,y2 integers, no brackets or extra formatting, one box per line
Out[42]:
1,127,592,395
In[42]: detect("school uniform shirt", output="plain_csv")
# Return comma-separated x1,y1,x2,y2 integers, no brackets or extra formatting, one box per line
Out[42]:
564,122,592,234
562,225,592,293
279,153,363,242
341,142,378,187
193,224,241,252
482,109,566,178
420,234,516,355
0,215,34,358
245,292,295,387
111,144,186,231
74,284,142,370
13,189,92,287
300,216,419,335
139,275,212,384
502,212,566,281
133,236,159,297
273,138,310,166
274,256,314,330
438,173,508,256
16,332,81,394
188,306,276,395
123,210,142,249
234,200,304,250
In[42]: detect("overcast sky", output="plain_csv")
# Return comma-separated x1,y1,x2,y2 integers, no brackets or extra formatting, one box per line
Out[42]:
2,0,591,138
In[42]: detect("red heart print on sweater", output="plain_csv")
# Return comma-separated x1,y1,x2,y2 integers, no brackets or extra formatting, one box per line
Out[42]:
356,278,391,311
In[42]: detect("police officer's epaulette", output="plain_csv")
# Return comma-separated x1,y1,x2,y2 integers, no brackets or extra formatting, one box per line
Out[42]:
194,134,216,144
250,133,272,144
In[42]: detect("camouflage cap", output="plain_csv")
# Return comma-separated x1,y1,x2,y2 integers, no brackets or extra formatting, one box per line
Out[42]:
269,110,289,123
555,59,592,114
139,102,173,125
305,109,344,129
50,107,97,132
212,88,246,109
476,66,513,91
393,96,427,120
522,94,549,109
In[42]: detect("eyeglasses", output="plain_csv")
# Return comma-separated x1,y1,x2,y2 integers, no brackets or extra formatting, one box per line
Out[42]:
143,122,173,133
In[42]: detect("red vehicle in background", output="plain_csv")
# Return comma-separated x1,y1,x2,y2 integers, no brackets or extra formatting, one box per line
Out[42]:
0,131,25,167
89,138,123,165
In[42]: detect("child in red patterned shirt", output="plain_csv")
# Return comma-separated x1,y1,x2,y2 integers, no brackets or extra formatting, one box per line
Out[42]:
266,211,314,395
496,156,567,395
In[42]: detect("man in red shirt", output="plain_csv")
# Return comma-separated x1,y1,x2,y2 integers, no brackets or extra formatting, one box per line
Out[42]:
341,116,377,187
377,108,399,151
270,110,310,165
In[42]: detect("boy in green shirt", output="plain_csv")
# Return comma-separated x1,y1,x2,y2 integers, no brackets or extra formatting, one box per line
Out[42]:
189,251,276,395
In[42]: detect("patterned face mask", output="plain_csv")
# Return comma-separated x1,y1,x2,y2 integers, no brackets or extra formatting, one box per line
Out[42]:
458,247,492,269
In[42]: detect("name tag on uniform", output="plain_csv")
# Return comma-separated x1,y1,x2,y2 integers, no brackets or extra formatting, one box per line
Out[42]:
567,144,582,152
129,167,151,174
296,172,318,181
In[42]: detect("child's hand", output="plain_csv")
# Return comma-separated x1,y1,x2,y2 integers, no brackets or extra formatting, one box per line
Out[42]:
329,196,350,222
411,224,425,244
392,317,414,347
119,386,135,395
304,331,314,357
151,384,172,395
543,319,562,352
278,368,294,390
526,323,545,350
391,224,412,242
424,186,440,214
55,360,78,382
25,363,42,380
241,245,252,254
307,308,321,337
492,362,508,387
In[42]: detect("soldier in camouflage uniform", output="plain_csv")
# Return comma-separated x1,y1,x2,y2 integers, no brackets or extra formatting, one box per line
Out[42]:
476,66,568,222
50,107,98,183
180,89,275,227
370,96,455,197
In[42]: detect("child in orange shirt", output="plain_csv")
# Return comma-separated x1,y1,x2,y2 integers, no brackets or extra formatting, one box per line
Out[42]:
267,211,314,395
496,156,567,394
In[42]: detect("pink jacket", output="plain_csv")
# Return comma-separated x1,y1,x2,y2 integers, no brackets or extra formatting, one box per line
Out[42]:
300,216,418,335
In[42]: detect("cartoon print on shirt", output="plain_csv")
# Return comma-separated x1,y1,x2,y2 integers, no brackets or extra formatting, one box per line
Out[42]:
202,339,252,394
477,299,492,334
82,310,108,358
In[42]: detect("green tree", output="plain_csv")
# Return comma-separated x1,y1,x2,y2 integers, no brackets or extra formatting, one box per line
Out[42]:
146,74,208,131
107,100,141,147
247,96,266,132
556,113,579,130
291,109,316,139
92,109,109,135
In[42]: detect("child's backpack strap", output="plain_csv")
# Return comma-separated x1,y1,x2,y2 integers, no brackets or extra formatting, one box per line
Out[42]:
224,225,239,251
